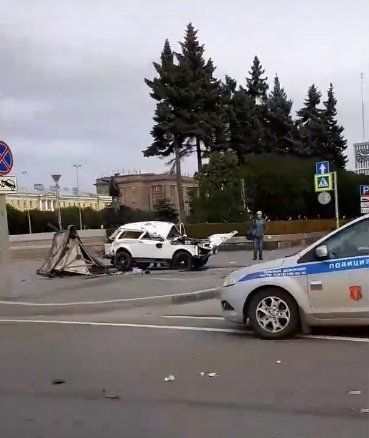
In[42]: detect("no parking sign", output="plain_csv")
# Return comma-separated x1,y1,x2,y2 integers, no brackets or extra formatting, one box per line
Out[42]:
0,141,13,176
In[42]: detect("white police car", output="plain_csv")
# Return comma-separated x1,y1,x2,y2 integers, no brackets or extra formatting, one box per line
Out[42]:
221,214,369,339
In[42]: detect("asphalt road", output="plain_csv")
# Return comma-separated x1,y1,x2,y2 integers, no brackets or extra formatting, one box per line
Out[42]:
0,322,368,438
1,246,368,437
2,248,300,304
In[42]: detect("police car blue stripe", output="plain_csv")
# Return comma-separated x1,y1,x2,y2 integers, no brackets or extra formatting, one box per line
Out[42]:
239,256,369,282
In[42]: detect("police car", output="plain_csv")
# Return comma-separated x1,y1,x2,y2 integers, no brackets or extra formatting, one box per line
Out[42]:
221,214,369,339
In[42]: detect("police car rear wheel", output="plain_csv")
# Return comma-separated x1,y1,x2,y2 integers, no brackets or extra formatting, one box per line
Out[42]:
248,289,299,339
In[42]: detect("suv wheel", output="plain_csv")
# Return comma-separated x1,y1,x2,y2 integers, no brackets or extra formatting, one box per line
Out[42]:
248,288,300,339
172,250,192,271
114,250,133,272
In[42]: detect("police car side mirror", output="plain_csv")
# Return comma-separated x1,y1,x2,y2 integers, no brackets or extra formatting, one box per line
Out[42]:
315,245,328,259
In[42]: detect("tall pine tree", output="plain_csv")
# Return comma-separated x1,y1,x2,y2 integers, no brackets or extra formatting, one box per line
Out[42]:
244,56,269,156
322,83,347,168
175,23,222,170
296,84,327,158
143,39,187,221
228,85,263,162
265,75,296,154
246,56,269,103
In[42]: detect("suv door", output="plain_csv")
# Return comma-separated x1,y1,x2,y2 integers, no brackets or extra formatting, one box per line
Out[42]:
134,232,165,259
299,218,369,319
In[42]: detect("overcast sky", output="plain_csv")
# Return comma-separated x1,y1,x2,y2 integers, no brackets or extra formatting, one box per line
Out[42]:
0,0,368,193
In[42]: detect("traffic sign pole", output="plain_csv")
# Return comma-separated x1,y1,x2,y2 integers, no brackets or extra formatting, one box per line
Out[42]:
333,171,339,229
0,194,12,298
0,140,14,298
314,161,339,229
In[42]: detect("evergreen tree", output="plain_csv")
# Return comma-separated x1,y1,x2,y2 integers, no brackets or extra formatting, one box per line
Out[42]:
175,23,222,170
322,83,347,168
296,84,327,158
246,56,269,103
228,85,264,162
143,39,187,221
154,197,178,222
265,75,296,154
189,151,247,222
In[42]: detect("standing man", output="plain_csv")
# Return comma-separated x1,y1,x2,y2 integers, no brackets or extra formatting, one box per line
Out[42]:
250,211,266,261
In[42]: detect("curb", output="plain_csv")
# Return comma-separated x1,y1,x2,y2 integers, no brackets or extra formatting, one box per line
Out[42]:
0,288,220,317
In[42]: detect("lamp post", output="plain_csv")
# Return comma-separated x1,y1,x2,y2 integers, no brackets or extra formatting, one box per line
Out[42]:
73,164,83,230
21,170,32,233
51,174,62,230
361,73,366,141
73,164,82,196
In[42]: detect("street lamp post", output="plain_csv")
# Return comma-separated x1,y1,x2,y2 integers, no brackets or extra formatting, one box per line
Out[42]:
73,164,83,230
361,73,366,141
21,170,32,233
51,174,62,230
73,164,82,196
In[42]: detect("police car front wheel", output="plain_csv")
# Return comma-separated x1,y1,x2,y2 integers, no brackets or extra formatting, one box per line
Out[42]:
248,289,300,340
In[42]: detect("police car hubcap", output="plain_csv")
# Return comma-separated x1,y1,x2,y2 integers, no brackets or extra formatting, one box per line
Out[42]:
256,296,290,333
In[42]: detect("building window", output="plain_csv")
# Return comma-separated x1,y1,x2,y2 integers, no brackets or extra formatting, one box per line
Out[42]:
170,185,176,199
152,185,162,193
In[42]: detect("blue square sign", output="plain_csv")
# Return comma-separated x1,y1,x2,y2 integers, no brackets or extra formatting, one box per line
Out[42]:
315,161,330,175
360,185,369,196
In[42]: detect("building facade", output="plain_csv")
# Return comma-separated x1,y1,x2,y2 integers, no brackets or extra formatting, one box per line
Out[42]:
354,142,369,175
6,192,112,212
95,173,198,214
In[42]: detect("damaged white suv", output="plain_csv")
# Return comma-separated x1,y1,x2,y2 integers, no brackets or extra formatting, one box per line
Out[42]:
106,221,237,271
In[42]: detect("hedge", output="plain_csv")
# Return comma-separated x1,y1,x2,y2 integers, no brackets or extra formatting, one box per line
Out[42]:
185,219,348,239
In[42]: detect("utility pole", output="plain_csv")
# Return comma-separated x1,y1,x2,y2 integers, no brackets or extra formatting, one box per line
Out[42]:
360,73,366,140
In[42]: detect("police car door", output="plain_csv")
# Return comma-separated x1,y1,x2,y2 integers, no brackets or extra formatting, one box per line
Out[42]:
305,218,369,319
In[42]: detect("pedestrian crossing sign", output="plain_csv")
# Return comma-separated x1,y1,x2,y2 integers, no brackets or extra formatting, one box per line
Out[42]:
314,173,333,192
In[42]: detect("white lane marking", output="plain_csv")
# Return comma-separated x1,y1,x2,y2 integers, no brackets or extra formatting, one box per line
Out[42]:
162,315,224,321
151,278,190,281
301,334,369,343
0,319,368,343
0,319,247,334
0,288,217,307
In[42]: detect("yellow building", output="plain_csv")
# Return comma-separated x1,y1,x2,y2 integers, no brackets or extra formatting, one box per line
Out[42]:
6,192,112,212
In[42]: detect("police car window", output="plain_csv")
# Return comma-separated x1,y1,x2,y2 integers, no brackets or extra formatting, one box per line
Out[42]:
324,219,369,259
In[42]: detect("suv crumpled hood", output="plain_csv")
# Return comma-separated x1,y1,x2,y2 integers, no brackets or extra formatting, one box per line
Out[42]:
207,231,238,248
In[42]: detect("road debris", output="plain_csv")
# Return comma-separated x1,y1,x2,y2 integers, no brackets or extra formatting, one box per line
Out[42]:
51,379,66,385
207,372,219,377
102,388,120,399
164,375,175,382
360,408,369,413
276,360,282,364
199,372,205,376
349,390,362,395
